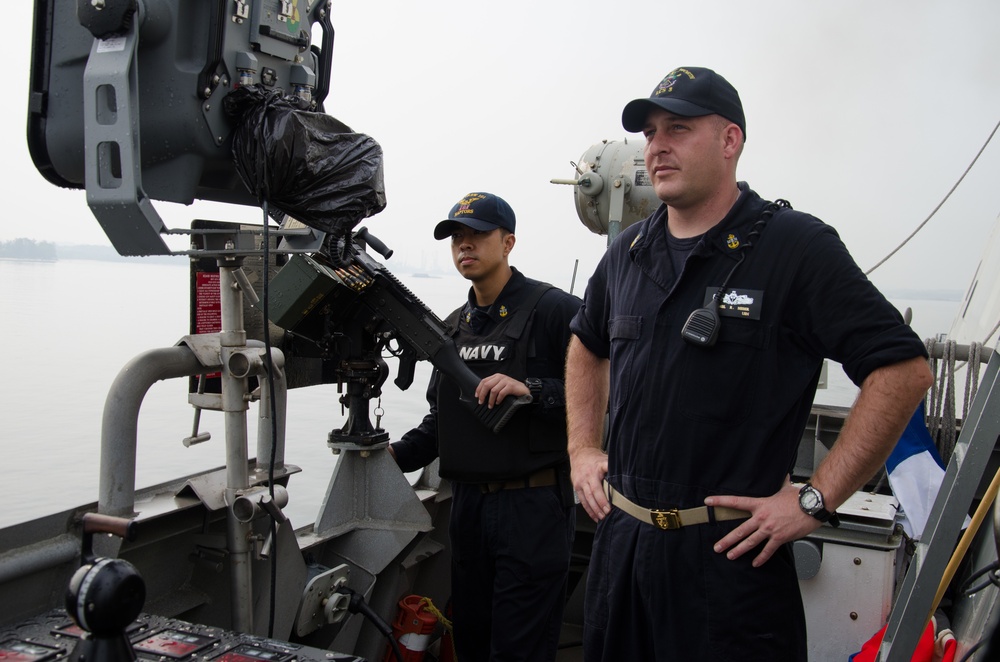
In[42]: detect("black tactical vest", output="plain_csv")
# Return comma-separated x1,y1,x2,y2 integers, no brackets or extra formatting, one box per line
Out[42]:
436,283,567,482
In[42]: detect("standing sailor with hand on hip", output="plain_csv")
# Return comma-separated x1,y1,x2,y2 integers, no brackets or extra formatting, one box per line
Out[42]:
565,67,932,660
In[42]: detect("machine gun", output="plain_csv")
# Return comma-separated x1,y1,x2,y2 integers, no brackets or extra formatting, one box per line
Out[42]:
269,227,530,443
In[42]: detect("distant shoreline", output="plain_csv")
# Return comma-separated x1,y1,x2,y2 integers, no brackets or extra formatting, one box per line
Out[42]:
0,256,56,263
0,241,449,276
0,252,185,266
1,239,182,265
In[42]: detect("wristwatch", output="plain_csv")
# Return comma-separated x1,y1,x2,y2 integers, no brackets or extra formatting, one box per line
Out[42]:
798,484,840,527
525,377,543,401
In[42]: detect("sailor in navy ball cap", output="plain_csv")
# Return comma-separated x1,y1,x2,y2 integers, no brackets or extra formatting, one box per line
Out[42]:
566,64,932,661
433,192,517,240
393,188,582,662
621,66,747,140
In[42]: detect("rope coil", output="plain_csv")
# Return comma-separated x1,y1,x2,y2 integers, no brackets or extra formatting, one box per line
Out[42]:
923,338,985,463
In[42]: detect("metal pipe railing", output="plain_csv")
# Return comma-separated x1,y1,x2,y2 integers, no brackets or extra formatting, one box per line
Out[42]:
97,256,288,634
98,345,214,517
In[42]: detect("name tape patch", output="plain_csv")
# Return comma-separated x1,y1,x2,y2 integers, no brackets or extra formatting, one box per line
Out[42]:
702,287,764,320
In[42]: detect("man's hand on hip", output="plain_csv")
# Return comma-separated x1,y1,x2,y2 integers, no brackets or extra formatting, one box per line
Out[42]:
705,478,820,567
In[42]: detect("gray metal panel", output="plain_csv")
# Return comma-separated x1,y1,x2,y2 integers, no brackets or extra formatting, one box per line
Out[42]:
880,350,1000,660
28,0,332,255
33,0,238,202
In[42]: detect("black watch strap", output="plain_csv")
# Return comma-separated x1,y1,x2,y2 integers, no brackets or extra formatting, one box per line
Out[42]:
799,483,841,527
813,506,838,524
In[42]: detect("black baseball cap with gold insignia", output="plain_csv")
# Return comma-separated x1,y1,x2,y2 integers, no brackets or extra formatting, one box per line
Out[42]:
621,67,746,140
433,192,516,240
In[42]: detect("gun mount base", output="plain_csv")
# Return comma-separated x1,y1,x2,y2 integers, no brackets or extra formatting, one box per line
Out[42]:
328,359,390,448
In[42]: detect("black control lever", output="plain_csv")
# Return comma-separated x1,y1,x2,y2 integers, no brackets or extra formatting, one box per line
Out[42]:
66,513,145,662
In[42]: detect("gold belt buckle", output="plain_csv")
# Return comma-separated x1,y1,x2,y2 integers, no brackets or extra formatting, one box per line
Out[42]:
651,508,682,530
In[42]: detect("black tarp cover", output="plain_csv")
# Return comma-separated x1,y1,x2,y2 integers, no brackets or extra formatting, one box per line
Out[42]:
224,85,386,237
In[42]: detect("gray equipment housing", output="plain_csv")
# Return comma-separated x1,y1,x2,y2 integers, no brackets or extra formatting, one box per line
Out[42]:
552,140,660,244
27,0,333,255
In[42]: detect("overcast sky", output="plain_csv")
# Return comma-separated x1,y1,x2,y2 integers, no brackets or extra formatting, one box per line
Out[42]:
6,0,1000,295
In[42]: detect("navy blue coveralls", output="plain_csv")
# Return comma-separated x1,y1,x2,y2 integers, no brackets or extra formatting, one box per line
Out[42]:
392,268,581,662
570,184,927,661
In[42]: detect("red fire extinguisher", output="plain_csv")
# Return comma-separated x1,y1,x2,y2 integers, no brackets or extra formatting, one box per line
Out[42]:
383,595,438,662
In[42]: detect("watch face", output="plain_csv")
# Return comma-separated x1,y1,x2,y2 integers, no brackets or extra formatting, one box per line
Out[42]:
799,486,821,513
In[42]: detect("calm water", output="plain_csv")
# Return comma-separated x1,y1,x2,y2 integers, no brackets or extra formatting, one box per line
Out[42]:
0,258,457,529
0,258,961,529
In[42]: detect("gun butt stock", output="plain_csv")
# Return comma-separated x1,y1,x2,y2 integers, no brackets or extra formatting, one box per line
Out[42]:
468,394,533,434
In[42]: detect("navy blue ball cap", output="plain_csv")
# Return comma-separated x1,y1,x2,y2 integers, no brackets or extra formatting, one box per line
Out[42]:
433,192,516,240
621,67,746,140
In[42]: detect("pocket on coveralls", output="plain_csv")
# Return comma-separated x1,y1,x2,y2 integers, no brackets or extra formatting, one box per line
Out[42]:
678,320,770,425
608,316,642,414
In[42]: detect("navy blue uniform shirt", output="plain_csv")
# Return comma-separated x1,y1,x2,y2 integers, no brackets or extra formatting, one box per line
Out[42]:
393,267,581,475
570,183,927,508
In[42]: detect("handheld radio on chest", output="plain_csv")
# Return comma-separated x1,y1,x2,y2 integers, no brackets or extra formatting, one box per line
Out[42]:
680,199,789,347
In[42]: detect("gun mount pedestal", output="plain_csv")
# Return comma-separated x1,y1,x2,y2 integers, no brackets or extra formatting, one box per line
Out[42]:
317,351,429,542
328,359,390,448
